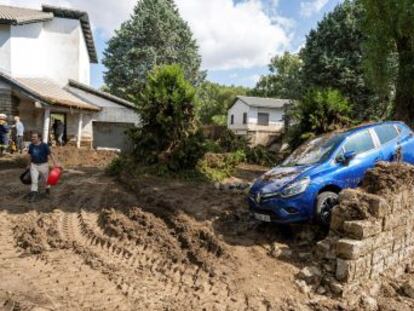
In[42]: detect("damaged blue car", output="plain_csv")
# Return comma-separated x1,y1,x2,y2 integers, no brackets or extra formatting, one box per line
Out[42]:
248,122,414,226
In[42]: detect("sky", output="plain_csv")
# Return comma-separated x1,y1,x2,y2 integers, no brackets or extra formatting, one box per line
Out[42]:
2,0,343,89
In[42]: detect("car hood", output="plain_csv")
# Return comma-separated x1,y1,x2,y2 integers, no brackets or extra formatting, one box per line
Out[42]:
250,165,314,194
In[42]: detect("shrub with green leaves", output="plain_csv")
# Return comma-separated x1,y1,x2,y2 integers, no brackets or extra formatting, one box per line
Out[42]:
130,64,206,171
197,150,247,181
287,88,352,148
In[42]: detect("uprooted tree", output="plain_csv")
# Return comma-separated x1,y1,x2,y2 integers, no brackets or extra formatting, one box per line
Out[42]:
129,64,205,171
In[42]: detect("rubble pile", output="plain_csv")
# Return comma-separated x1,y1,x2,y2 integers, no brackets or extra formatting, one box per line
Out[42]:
317,162,414,299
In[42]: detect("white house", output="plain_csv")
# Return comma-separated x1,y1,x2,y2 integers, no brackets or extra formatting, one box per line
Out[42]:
0,4,140,150
227,96,292,146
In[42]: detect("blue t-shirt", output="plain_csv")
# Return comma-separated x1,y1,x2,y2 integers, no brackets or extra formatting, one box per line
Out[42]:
29,143,50,164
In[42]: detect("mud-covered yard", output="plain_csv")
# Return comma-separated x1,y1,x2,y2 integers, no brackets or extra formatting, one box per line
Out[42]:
1,153,414,311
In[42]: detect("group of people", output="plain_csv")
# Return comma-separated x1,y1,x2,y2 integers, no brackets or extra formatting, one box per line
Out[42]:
0,115,66,156
0,113,60,202
0,114,25,156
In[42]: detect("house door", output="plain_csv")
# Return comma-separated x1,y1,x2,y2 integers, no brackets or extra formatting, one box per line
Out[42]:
50,113,67,146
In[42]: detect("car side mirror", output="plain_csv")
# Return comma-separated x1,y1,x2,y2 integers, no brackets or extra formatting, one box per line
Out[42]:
337,151,356,165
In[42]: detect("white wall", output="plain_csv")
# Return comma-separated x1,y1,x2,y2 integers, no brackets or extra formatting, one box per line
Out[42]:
66,86,140,141
8,17,90,86
228,100,284,132
0,25,11,74
228,100,250,129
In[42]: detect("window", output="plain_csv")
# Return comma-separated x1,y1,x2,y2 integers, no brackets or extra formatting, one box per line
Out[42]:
374,125,399,145
257,113,269,126
343,130,375,155
230,114,234,125
243,112,247,124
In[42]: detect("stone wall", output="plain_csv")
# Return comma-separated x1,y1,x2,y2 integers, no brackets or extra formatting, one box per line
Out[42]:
317,162,414,297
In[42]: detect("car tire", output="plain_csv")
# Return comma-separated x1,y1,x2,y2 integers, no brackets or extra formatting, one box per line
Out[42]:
315,191,339,227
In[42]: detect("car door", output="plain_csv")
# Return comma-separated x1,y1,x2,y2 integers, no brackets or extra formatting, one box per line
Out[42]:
334,129,382,188
373,124,400,161
397,124,414,164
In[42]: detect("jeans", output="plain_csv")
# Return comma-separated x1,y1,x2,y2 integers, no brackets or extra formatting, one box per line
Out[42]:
30,163,50,192
16,136,24,152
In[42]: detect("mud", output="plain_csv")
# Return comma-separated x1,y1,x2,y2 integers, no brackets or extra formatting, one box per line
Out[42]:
2,161,414,310
363,161,414,195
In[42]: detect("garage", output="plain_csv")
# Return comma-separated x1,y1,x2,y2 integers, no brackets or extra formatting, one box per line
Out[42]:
92,121,134,151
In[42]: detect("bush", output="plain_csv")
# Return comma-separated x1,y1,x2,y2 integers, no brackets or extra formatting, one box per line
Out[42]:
129,64,206,171
197,150,246,181
287,88,352,148
217,129,250,152
245,145,279,167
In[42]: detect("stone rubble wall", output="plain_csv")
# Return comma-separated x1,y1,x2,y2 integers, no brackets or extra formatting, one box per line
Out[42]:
317,162,414,296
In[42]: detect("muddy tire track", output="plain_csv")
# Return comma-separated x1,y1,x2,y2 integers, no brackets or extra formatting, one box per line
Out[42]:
0,211,131,311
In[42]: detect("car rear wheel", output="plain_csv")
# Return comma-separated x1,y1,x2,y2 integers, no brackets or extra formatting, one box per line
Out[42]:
316,191,339,227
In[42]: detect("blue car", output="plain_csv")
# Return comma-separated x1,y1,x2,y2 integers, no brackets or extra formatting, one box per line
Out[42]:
248,121,414,226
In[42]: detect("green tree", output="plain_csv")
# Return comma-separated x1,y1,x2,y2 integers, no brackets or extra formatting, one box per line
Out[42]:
195,82,249,125
300,0,382,120
103,0,204,101
288,88,352,147
361,0,414,126
130,64,205,170
251,52,303,100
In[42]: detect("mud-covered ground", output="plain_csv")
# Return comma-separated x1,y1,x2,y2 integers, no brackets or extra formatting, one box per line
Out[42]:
1,154,414,310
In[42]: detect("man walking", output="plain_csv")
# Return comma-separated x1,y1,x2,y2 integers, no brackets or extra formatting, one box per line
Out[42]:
27,132,58,202
14,116,24,153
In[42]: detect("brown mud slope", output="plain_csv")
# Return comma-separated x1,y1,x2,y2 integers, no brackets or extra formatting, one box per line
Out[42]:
0,165,322,311
2,164,414,310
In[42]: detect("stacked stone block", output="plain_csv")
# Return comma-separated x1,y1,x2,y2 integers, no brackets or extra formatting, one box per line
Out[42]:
318,162,414,296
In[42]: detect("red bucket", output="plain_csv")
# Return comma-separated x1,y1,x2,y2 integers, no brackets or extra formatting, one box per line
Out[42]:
47,167,63,186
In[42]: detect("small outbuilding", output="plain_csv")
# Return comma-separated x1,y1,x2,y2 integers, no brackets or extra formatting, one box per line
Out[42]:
227,96,292,146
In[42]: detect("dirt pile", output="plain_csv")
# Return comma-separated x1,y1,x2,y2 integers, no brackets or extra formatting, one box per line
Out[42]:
53,147,118,168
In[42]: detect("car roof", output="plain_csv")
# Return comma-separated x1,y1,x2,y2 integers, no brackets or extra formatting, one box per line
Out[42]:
343,121,404,136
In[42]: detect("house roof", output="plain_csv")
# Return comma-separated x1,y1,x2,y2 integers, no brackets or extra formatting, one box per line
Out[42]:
235,96,292,109
0,5,53,25
0,4,98,63
42,5,98,63
67,79,136,110
0,72,100,111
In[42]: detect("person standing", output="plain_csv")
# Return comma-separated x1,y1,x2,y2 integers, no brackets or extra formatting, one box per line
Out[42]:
14,116,24,153
55,120,64,146
0,114,9,156
27,131,58,203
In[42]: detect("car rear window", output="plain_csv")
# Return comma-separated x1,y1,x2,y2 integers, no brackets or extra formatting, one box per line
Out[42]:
344,130,375,155
374,125,399,145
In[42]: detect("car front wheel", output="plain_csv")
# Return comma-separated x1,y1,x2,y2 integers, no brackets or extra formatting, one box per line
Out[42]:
316,191,339,227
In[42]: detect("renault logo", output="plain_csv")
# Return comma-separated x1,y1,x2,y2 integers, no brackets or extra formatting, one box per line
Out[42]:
255,192,262,204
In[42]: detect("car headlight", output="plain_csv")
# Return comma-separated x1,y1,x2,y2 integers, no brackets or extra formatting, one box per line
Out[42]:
280,177,311,198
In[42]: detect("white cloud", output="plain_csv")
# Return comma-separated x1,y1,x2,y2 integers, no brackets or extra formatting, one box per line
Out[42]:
300,0,329,17
176,0,292,70
2,0,293,70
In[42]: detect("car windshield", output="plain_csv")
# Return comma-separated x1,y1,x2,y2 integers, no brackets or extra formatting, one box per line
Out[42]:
283,133,346,166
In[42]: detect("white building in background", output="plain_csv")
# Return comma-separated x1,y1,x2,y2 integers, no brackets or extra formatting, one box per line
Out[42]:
0,4,139,150
227,96,292,146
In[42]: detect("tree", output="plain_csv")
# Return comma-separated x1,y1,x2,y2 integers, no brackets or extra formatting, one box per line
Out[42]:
130,64,205,170
300,0,383,120
251,52,303,100
361,0,414,126
195,82,249,125
103,0,204,101
287,88,352,147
